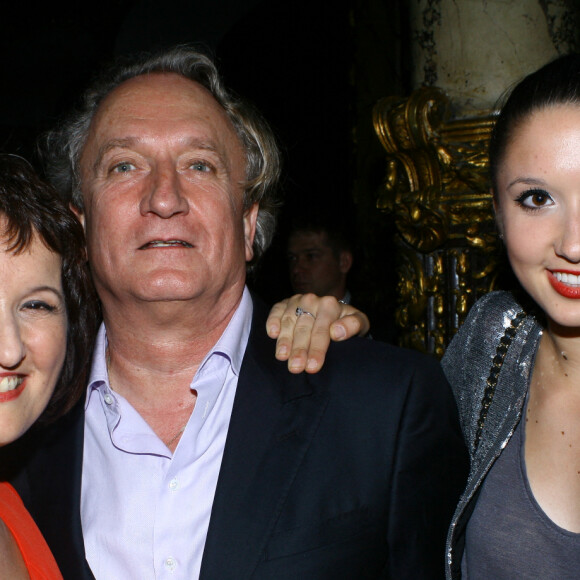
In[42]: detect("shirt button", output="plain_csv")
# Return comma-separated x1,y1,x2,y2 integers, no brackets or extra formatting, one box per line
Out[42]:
165,557,177,572
169,478,179,491
104,394,114,405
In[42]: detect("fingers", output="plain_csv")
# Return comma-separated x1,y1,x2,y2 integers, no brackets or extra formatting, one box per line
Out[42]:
282,294,336,373
294,298,370,374
330,309,370,341
268,294,341,373
278,295,318,363
265,293,371,374
266,298,289,339
266,295,306,362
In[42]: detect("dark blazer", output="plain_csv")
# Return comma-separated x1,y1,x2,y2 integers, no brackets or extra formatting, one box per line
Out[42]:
3,300,467,579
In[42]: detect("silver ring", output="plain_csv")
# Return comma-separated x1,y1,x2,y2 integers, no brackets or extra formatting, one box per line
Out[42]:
295,307,316,320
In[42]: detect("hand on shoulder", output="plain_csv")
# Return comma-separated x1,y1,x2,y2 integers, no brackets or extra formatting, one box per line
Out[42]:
266,293,370,374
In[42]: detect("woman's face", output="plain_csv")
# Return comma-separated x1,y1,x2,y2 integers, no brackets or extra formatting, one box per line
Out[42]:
0,228,67,445
495,104,580,330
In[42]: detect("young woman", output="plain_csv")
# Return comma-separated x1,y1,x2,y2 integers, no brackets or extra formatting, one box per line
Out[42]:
268,54,580,578
0,155,98,579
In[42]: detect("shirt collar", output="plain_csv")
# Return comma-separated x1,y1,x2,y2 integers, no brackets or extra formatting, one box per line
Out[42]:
85,286,254,408
197,286,253,377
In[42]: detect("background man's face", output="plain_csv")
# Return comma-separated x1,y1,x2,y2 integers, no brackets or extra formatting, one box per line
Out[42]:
287,230,351,299
78,72,258,309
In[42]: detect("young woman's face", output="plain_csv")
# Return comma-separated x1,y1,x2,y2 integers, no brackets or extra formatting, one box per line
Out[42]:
0,229,67,445
495,104,580,330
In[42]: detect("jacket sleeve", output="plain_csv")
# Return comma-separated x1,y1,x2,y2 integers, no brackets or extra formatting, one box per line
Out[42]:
441,291,526,453
386,355,469,579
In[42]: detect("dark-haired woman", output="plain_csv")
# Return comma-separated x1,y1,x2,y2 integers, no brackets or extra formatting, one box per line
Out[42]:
267,54,580,579
442,53,580,579
0,155,99,579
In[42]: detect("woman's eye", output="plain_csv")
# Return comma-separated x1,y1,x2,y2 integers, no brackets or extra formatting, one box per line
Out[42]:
22,300,56,312
515,189,554,209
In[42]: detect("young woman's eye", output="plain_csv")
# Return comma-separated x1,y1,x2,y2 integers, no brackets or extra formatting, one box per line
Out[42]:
515,189,554,209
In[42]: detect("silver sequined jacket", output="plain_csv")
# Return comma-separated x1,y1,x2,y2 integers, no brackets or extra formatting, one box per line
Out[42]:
441,291,543,580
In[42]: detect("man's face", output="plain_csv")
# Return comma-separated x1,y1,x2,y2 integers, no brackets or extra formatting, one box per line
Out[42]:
78,73,258,310
287,231,351,299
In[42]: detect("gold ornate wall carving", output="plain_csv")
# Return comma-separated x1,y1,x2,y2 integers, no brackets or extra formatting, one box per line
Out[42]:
373,87,501,356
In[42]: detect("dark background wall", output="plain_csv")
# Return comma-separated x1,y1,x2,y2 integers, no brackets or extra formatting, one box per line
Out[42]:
0,0,407,339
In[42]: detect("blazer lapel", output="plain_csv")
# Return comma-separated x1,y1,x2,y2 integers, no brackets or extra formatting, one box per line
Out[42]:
200,301,330,580
25,402,95,580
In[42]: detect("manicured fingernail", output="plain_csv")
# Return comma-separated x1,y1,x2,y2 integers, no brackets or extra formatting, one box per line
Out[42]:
289,358,302,371
306,358,318,371
333,326,346,340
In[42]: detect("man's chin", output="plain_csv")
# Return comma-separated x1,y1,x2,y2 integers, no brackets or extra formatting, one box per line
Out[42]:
126,279,206,304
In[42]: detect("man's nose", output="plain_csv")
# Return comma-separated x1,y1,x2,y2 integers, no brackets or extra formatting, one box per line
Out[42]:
0,313,25,370
291,257,306,273
140,165,189,218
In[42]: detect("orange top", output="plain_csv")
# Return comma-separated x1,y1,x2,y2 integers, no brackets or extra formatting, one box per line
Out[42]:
0,482,63,579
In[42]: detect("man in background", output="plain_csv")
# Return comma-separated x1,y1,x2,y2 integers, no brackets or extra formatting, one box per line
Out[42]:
287,219,353,302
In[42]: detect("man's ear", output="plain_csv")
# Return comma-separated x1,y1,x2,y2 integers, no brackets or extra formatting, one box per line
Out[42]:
339,250,353,274
243,203,259,262
70,203,86,230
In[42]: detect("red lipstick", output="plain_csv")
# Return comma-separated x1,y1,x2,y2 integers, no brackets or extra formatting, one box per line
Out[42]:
548,271,580,299
0,375,25,403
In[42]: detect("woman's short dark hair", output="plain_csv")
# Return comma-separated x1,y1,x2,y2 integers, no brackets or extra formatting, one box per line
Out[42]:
0,154,99,421
489,53,580,196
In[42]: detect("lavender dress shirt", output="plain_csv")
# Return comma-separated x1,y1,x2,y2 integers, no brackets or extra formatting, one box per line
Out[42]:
81,288,253,579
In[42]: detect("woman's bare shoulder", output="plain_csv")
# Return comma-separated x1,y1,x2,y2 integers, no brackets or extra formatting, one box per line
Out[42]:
0,517,29,579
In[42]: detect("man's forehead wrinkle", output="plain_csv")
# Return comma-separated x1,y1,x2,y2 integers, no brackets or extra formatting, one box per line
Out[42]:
90,135,232,173
83,73,245,182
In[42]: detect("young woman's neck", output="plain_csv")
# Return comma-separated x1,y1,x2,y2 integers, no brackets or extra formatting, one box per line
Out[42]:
543,320,580,376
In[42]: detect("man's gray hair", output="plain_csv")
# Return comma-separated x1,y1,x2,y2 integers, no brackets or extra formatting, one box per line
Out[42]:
41,45,281,267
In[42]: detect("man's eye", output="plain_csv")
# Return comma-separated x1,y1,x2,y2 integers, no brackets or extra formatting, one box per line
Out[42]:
515,189,554,209
112,162,135,173
191,162,210,172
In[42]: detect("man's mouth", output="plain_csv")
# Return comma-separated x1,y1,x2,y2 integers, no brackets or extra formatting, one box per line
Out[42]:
139,240,193,249
0,376,23,393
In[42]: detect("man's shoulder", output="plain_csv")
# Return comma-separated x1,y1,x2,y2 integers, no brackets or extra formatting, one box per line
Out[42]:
310,337,447,405
327,335,435,371
242,294,450,401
